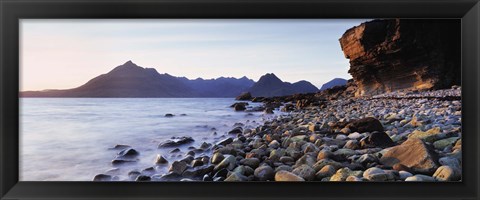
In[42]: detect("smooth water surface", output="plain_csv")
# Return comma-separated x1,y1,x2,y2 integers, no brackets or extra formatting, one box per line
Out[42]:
20,98,277,181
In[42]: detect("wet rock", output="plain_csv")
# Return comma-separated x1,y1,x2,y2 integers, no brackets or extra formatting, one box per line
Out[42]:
170,148,181,153
232,103,247,111
141,167,156,176
169,161,188,174
254,165,275,181
210,153,225,164
182,165,214,178
398,171,413,180
155,154,168,165
135,175,151,181
346,117,384,133
360,131,395,148
236,92,252,100
128,171,141,180
363,167,390,181
200,142,212,149
116,148,140,159
111,159,137,165
275,170,305,181
228,127,243,134
380,138,439,175
217,138,233,146
292,164,316,181
214,155,236,171
93,174,112,181
158,136,195,148
109,144,131,150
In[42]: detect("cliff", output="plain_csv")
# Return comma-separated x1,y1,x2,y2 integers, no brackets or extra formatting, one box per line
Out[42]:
339,19,461,96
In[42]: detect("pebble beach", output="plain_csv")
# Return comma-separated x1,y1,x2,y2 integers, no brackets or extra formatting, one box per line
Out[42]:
94,86,462,182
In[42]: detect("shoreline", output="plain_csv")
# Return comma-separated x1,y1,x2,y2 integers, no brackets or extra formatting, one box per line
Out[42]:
94,86,462,182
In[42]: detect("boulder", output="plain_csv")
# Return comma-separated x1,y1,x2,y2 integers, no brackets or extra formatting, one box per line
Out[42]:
380,138,439,175
346,117,384,133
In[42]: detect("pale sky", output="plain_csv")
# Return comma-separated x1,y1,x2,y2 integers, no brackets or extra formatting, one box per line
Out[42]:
20,19,368,91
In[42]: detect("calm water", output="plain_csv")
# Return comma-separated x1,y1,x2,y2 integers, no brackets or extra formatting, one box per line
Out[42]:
20,98,279,181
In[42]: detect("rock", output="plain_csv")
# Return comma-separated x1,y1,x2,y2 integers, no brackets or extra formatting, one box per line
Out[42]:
214,155,236,171
116,148,139,159
315,165,336,179
363,167,390,181
217,138,233,146
317,150,333,160
268,140,280,149
128,171,141,180
433,137,459,150
141,167,156,176
405,175,436,182
233,103,247,111
158,136,195,148
346,117,384,133
108,144,131,150
224,172,248,181
191,160,204,167
236,92,252,100
135,175,151,181
344,140,360,150
182,165,214,178
228,127,243,134
360,131,395,148
275,165,293,172
279,156,295,164
275,170,305,181
330,167,361,181
93,174,112,181
155,154,168,165
240,158,261,169
170,148,181,153
254,165,275,181
169,161,188,174
356,154,378,166
292,164,316,181
433,165,459,181
111,159,137,165
313,159,344,172
165,113,174,117
339,19,460,96
346,176,362,181
408,127,447,143
154,172,183,181
264,107,274,114
392,163,412,173
380,138,439,175
398,171,413,180
200,142,211,149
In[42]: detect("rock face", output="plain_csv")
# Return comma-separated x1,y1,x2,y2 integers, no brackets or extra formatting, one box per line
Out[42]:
339,19,461,96
380,138,439,175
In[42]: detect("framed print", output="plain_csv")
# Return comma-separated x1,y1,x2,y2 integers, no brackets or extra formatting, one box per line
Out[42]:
1,0,479,200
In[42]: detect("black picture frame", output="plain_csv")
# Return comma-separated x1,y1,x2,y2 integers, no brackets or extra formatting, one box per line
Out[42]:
1,0,479,199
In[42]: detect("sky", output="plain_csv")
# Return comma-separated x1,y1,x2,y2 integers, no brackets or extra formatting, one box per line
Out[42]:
20,19,368,91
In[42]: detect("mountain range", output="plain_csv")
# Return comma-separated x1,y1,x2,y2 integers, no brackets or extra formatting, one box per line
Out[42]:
319,78,348,91
20,61,319,98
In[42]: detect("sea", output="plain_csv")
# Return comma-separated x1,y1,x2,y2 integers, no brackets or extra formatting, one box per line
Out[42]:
19,98,282,181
